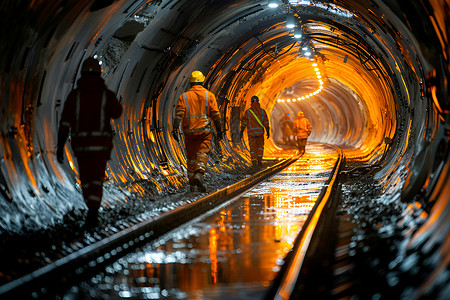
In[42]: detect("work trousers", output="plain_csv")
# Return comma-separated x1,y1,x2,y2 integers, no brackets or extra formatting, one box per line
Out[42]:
75,151,110,210
248,135,264,165
297,138,307,155
184,132,211,179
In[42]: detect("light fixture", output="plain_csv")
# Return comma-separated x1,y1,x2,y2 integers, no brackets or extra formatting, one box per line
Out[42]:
268,0,278,8
294,26,302,39
286,14,295,28
276,61,326,103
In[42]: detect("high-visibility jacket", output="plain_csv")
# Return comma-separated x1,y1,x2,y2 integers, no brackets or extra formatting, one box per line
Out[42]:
293,116,312,139
59,75,123,153
175,85,220,134
279,114,293,136
241,102,269,137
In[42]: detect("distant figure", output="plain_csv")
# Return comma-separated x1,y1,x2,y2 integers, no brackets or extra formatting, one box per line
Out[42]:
279,112,293,145
57,56,123,227
240,95,270,168
292,111,312,156
172,70,224,192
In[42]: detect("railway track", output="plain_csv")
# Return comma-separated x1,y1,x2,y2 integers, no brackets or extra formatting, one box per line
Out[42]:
0,144,345,299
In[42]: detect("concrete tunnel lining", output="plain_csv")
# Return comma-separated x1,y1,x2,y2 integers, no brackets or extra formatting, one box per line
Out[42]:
0,0,430,221
0,1,448,299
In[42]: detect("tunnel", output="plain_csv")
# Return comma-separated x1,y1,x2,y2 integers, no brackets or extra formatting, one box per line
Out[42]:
0,0,448,299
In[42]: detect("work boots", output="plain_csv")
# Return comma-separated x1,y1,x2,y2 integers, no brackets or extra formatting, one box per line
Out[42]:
192,172,206,192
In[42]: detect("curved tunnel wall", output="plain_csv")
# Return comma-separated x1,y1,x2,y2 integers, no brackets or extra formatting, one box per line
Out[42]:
0,0,448,234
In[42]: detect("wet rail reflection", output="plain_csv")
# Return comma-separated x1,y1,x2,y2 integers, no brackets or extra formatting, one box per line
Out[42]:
66,145,339,299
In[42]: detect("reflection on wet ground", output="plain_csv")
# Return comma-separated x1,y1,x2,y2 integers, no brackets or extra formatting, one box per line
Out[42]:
65,145,338,299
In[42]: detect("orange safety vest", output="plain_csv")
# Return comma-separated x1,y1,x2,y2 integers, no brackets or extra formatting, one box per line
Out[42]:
175,85,220,134
293,117,312,139
242,103,269,137
60,75,122,153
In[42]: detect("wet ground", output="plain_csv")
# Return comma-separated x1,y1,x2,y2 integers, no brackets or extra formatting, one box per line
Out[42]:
0,144,447,299
61,146,339,299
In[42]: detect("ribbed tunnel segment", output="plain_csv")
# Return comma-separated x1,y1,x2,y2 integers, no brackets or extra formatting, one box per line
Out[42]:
0,0,448,299
0,0,439,220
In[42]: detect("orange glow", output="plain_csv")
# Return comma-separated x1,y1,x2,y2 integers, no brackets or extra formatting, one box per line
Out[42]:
277,61,325,102
209,228,218,284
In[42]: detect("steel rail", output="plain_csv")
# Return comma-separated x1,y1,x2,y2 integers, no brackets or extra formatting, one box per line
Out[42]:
266,146,345,300
0,157,297,298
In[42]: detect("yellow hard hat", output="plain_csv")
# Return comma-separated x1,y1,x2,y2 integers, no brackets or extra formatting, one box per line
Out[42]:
297,111,304,117
190,71,205,83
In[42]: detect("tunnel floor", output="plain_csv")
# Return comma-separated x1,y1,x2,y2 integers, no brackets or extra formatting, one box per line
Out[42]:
59,145,339,299
0,144,446,299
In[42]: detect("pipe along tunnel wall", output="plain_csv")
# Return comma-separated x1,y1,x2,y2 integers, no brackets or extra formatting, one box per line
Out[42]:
0,0,448,296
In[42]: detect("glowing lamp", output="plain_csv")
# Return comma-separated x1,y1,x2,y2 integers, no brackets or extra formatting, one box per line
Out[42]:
268,0,278,8
286,14,295,28
294,27,302,39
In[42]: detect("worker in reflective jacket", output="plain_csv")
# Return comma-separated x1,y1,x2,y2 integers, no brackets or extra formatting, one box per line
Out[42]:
57,56,123,227
240,95,270,167
292,111,312,156
172,70,223,192
279,112,293,145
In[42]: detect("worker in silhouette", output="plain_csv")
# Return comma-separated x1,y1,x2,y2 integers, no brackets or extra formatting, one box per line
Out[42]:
240,95,270,168
172,70,224,192
279,112,293,145
292,111,312,156
57,56,123,228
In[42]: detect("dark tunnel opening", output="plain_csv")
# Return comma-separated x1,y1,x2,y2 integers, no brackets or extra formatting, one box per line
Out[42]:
0,0,448,298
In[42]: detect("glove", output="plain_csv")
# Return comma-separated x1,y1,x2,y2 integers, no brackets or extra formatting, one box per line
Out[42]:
57,146,64,164
266,130,270,139
171,129,179,142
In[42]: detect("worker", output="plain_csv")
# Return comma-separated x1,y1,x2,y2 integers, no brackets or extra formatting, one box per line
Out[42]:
172,70,224,192
292,111,312,156
279,112,293,145
240,95,270,168
57,56,123,228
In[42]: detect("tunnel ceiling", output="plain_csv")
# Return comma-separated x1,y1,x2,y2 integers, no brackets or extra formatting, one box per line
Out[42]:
0,0,448,215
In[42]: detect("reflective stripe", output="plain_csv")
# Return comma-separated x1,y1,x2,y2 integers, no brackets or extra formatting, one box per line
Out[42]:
184,127,211,133
73,146,111,152
204,91,209,116
248,131,262,136
183,91,209,133
62,121,71,127
87,195,101,202
73,131,112,137
183,93,190,129
82,181,102,188
249,109,264,128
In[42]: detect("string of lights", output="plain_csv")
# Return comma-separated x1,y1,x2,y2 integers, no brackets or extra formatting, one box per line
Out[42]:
277,62,324,102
